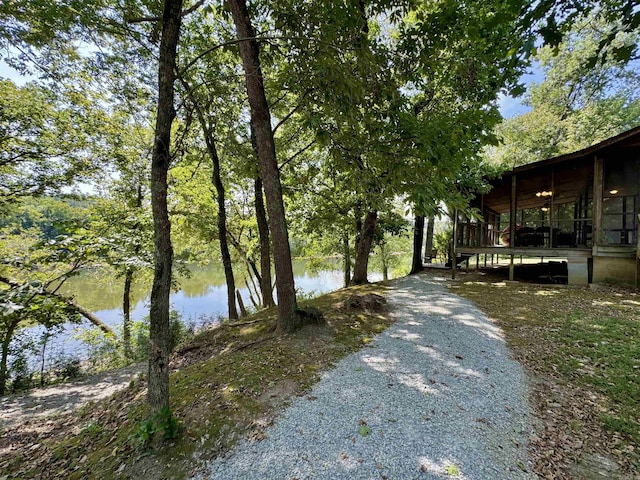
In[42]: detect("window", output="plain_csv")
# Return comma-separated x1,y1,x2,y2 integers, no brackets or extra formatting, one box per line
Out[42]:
603,157,639,245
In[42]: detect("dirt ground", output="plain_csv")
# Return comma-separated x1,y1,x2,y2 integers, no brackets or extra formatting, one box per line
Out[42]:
0,363,145,430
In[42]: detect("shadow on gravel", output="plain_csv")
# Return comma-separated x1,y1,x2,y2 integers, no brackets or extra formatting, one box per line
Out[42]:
203,275,533,480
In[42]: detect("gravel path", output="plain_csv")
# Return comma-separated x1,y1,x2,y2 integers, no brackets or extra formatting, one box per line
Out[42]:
198,274,535,480
0,362,145,430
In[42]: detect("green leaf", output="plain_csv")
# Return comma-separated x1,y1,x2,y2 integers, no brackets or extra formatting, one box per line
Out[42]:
445,464,460,476
358,425,371,437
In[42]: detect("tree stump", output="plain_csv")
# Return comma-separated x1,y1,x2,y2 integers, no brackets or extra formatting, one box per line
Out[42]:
340,293,386,312
293,307,326,330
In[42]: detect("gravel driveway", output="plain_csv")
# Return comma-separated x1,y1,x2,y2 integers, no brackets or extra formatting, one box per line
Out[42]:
198,274,535,480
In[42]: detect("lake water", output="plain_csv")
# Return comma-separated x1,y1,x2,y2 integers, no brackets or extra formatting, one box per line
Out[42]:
27,259,383,366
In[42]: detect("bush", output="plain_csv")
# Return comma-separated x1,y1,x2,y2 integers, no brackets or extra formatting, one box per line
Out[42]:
53,357,82,380
9,353,34,393
7,332,37,393
76,309,195,372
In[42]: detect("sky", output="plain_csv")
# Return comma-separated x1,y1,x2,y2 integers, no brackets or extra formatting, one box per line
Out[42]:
496,63,543,118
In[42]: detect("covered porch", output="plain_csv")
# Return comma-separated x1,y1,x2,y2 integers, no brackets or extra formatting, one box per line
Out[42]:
456,150,597,284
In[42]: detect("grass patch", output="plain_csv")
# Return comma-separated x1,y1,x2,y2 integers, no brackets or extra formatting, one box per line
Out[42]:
0,282,393,479
450,276,640,477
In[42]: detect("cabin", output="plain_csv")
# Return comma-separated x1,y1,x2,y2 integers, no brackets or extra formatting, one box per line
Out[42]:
456,126,640,285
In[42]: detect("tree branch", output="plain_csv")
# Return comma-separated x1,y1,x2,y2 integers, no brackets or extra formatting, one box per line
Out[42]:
0,276,115,336
278,140,315,171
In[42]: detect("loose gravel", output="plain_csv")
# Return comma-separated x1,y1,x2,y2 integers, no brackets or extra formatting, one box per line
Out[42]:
197,274,535,480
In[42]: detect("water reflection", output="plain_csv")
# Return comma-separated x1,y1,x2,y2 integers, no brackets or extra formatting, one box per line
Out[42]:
34,260,382,363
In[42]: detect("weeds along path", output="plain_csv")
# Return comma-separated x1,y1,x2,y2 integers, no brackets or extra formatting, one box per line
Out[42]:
198,274,535,480
0,363,145,430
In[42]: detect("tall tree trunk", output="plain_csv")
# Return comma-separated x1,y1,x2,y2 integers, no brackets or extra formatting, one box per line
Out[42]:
255,176,274,307
380,244,389,281
343,232,351,287
424,214,435,263
228,0,299,332
40,330,49,387
351,210,377,284
148,0,182,416
0,319,18,396
210,131,238,320
123,268,134,360
236,290,247,317
179,75,238,321
411,214,425,274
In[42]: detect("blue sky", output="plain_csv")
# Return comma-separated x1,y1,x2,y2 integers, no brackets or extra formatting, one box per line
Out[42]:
497,63,543,118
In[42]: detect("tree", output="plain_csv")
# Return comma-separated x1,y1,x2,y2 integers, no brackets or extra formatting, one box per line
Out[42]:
0,79,105,205
522,0,640,65
147,0,183,416
410,215,425,275
267,0,526,284
227,0,299,332
486,15,640,168
179,76,239,320
0,206,116,394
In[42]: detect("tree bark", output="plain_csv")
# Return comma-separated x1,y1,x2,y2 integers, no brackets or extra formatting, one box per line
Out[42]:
424,214,435,263
236,289,247,317
123,268,133,359
148,0,182,416
255,176,274,307
228,232,262,285
381,244,389,281
0,319,19,396
343,232,351,287
410,214,425,274
228,0,299,332
209,129,238,320
40,330,48,387
351,210,377,284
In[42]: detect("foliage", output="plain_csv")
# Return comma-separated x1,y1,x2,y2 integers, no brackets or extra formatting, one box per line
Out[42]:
6,332,36,393
132,406,179,449
75,310,194,373
521,0,640,66
52,356,83,381
486,15,640,168
433,228,453,258
0,78,109,205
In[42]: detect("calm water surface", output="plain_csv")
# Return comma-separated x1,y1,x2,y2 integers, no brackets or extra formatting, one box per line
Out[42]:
35,259,383,363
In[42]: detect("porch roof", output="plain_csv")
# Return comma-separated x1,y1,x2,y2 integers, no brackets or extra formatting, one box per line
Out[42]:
481,126,640,214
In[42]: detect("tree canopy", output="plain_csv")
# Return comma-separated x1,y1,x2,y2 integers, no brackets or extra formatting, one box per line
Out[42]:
2,0,638,433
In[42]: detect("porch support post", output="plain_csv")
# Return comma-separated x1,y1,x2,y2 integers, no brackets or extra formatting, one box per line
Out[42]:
593,155,604,248
550,168,555,247
478,194,484,247
510,174,517,247
636,213,640,288
451,208,457,280
509,254,515,281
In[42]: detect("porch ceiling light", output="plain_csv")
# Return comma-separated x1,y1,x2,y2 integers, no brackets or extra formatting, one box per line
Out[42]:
609,189,619,195
536,190,553,197
541,206,549,212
